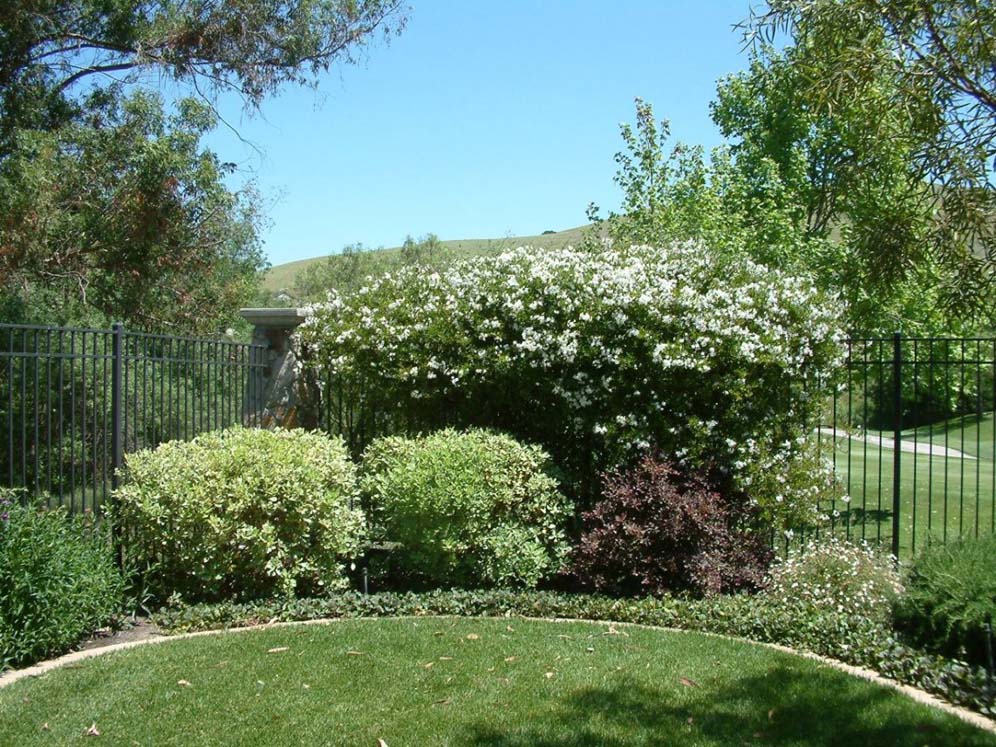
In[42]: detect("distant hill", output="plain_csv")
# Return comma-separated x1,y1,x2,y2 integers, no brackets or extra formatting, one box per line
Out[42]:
263,225,593,294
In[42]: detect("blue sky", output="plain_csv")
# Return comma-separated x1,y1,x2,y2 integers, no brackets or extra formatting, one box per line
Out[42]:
205,1,758,267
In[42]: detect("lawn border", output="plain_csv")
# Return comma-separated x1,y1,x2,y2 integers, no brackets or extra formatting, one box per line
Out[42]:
2,614,994,734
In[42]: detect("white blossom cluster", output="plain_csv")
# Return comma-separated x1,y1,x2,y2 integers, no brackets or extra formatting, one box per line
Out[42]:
297,241,846,528
765,536,903,621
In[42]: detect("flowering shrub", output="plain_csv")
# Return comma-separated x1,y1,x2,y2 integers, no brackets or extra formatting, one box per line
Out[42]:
569,457,772,597
111,427,365,602
763,537,901,623
298,242,845,528
359,429,572,589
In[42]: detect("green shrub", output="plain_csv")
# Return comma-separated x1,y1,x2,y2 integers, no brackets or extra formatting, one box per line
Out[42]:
360,429,572,588
894,535,996,667
764,537,902,624
111,427,365,602
0,491,125,669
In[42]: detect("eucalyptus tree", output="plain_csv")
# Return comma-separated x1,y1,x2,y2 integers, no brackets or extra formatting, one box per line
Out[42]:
0,0,407,329
744,0,996,322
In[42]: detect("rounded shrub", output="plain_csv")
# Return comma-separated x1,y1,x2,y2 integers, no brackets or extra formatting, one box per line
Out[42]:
763,537,901,624
111,427,365,602
360,429,572,589
568,456,772,597
893,535,996,667
1,491,125,669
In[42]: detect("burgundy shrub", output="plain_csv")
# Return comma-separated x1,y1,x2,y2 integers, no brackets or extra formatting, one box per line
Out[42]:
569,456,772,597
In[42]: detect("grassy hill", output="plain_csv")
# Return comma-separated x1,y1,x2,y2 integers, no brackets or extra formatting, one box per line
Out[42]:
263,225,592,294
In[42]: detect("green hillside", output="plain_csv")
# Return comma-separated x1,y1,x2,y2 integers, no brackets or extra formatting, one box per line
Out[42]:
263,224,592,294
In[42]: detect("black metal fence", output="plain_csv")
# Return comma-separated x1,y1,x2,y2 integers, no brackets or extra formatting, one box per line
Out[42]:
815,333,996,559
0,322,267,514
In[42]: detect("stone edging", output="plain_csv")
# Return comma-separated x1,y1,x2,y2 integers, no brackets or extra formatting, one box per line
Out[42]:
1,615,993,734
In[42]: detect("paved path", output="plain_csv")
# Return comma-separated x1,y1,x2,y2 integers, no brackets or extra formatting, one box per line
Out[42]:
817,427,977,460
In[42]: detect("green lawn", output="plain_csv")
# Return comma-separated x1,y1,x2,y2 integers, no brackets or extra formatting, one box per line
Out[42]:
817,433,996,557
1,618,993,746
891,411,996,461
263,224,592,293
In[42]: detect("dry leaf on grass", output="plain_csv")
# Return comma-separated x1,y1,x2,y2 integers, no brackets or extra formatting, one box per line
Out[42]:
679,677,699,688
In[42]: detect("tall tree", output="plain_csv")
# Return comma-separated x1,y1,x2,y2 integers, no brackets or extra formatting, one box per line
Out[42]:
0,0,407,329
745,0,996,320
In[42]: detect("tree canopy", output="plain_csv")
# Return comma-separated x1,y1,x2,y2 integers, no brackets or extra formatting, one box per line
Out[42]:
744,0,996,320
0,0,406,330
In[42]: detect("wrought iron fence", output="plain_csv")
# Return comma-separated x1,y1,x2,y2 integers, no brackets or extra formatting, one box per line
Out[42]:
814,333,996,559
0,322,267,514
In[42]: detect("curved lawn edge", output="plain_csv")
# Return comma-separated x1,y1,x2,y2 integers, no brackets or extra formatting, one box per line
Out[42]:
2,614,994,734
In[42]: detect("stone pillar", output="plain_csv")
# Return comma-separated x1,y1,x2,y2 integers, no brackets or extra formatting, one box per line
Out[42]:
240,308,313,429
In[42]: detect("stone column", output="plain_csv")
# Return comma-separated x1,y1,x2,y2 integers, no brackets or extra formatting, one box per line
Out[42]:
239,308,313,429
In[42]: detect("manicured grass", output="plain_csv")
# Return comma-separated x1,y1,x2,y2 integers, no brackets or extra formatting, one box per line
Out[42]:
895,412,995,461
818,435,995,556
1,618,994,746
263,225,592,292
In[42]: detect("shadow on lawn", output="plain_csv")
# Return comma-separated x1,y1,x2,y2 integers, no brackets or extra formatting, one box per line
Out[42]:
833,506,893,534
459,666,994,747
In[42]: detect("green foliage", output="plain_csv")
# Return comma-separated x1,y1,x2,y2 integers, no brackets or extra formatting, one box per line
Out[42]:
292,235,446,303
894,535,996,668
745,0,996,324
153,587,996,717
110,426,365,602
765,537,902,624
0,491,125,669
359,429,572,589
0,89,265,331
0,0,407,140
0,0,406,329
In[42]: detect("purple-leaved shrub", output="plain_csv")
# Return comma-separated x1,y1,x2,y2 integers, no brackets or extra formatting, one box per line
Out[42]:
569,456,772,597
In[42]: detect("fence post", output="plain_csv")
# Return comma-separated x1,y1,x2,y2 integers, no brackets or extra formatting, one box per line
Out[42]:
111,323,124,490
892,331,903,559
110,322,124,566
239,308,310,428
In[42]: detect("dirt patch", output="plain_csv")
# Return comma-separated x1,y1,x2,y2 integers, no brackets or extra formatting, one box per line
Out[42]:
77,619,163,652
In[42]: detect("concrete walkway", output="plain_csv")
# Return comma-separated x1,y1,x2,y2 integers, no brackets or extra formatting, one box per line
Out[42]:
817,427,977,460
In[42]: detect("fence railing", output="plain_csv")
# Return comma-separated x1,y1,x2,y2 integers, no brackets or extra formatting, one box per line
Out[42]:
815,333,996,558
5,316,994,562
0,322,267,514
